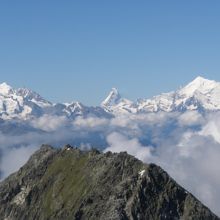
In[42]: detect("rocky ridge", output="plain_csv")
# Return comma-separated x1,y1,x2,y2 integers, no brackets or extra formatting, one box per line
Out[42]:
0,145,219,220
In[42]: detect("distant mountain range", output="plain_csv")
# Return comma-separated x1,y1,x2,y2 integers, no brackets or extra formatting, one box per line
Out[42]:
102,76,220,114
1,76,220,120
0,82,108,120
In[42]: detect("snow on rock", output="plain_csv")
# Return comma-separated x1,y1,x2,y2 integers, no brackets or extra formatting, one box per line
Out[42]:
1,76,220,120
0,82,13,95
179,76,219,97
101,88,137,114
139,169,146,177
101,88,121,107
0,83,51,120
16,88,51,107
101,76,220,114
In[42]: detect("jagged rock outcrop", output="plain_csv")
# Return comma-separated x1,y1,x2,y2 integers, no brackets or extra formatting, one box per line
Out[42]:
0,145,219,220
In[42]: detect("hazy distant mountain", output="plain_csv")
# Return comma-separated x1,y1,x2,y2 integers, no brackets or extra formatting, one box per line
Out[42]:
0,145,218,220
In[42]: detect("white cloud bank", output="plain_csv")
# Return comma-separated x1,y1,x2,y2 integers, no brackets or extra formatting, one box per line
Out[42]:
31,114,68,132
73,116,108,130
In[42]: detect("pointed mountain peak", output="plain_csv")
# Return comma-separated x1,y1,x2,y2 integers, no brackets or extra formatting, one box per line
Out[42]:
0,82,13,95
101,88,121,106
111,87,119,94
179,76,219,96
191,76,215,84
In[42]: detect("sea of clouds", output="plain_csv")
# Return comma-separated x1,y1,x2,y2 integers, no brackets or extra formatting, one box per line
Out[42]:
0,111,220,215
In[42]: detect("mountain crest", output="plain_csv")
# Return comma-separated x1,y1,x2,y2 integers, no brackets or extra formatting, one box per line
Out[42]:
101,88,121,107
1,76,220,119
0,145,218,219
0,82,13,95
16,87,51,107
192,76,211,83
180,76,218,95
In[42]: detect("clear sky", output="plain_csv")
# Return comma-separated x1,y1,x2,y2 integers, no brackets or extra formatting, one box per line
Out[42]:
1,1,220,105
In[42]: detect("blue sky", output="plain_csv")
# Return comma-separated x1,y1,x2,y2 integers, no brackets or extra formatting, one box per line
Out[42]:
1,1,220,105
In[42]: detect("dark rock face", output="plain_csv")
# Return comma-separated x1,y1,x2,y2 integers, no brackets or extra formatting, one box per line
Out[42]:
0,145,219,220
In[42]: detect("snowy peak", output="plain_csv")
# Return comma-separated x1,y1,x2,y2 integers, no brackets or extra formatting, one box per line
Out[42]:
1,76,220,120
179,76,219,96
191,76,211,83
101,76,220,114
16,87,40,99
101,88,121,107
0,83,49,105
101,88,136,114
0,82,110,120
136,76,220,113
16,88,51,107
0,83,53,120
0,82,13,95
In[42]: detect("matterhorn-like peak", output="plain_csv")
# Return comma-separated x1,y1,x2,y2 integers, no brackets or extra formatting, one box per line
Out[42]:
101,88,121,106
108,87,120,97
0,82,13,95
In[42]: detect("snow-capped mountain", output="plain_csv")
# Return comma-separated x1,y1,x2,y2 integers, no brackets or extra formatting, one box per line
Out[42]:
139,76,220,112
0,83,111,120
0,83,51,120
16,88,52,108
101,88,137,114
63,101,111,119
102,88,121,107
0,76,220,120
102,76,220,114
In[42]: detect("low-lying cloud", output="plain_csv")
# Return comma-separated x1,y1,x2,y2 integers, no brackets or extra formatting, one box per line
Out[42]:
105,132,153,162
31,114,68,132
73,116,108,130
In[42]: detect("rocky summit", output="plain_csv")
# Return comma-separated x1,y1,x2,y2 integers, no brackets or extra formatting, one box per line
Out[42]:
0,145,219,220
